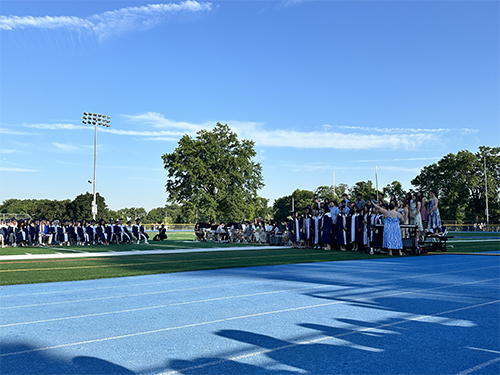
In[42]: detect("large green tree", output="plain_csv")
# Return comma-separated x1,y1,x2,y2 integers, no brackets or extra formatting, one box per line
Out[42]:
273,189,314,220
67,193,108,221
314,186,335,201
411,146,500,223
162,123,264,222
117,207,147,221
383,181,405,200
351,180,375,200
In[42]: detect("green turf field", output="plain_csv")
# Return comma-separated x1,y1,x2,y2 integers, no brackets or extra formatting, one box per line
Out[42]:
0,232,498,286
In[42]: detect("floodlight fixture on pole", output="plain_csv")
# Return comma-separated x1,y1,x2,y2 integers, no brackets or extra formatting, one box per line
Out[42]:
82,112,111,220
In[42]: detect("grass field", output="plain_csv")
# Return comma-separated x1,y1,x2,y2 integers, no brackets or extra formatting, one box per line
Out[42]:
0,232,498,286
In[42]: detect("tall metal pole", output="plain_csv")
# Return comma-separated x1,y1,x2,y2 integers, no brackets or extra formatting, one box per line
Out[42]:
484,151,489,228
92,123,98,220
332,172,335,199
83,113,111,221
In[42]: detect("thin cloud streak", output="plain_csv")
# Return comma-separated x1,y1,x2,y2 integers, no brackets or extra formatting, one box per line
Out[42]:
334,125,479,135
279,162,422,175
0,166,38,172
14,113,475,151
0,1,213,40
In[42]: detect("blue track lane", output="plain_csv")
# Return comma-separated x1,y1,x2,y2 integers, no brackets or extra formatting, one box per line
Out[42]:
1,254,499,375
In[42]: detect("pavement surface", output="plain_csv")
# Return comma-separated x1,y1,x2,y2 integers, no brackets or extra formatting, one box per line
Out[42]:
1,253,499,374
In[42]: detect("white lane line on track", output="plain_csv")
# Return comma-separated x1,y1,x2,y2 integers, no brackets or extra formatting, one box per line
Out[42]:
2,264,497,310
0,256,492,299
1,278,498,358
454,357,500,375
0,280,263,310
466,347,500,355
159,298,500,375
0,284,339,327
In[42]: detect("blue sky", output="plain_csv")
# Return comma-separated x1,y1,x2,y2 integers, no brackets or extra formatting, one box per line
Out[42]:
0,0,498,212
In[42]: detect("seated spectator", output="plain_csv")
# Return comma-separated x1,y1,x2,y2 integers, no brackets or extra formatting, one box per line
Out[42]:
153,224,167,241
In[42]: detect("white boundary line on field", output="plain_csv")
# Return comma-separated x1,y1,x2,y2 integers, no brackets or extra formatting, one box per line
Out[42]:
0,246,280,261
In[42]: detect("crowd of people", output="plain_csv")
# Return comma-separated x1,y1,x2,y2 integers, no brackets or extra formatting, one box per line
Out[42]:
0,217,152,248
195,190,443,255
1,190,443,255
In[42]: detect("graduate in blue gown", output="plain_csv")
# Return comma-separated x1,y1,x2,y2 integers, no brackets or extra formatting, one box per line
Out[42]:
336,206,350,251
288,211,300,248
321,206,332,250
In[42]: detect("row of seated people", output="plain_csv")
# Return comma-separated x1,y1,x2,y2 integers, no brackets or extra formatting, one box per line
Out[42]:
0,217,150,247
194,220,290,244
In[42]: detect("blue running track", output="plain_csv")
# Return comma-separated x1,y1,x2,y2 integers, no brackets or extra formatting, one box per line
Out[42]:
1,254,499,374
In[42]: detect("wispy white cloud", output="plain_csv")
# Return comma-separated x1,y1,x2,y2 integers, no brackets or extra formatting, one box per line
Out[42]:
0,127,39,136
0,1,213,40
334,125,479,136
0,149,18,154
124,112,207,133
278,162,422,175
13,113,478,151
24,123,89,130
355,157,441,163
0,166,38,172
282,0,313,7
52,142,82,152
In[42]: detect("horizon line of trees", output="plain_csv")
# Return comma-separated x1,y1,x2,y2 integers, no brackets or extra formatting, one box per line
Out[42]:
2,144,498,225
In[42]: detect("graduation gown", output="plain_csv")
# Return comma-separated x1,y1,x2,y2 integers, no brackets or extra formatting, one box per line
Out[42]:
336,214,350,245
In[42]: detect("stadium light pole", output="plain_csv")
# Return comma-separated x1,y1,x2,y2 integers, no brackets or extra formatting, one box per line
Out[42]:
82,112,111,220
484,150,489,229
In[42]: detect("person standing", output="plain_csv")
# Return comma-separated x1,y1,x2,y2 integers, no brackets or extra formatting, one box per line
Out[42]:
336,206,349,251
300,207,312,248
288,211,300,248
321,207,332,250
312,209,322,249
427,190,442,232
410,193,424,242
418,191,428,229
349,206,361,251
374,202,404,256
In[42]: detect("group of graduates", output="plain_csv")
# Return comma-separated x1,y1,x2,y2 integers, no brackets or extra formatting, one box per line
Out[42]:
287,190,435,253
0,217,151,248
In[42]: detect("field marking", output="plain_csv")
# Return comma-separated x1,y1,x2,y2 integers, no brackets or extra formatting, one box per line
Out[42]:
160,299,500,375
0,284,341,327
455,357,500,375
0,246,276,261
1,276,498,358
0,280,263,310
1,264,497,311
467,347,500,355
0,251,328,273
1,255,492,299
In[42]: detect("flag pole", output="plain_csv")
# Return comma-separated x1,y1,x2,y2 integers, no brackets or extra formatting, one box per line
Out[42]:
375,166,379,200
332,172,336,199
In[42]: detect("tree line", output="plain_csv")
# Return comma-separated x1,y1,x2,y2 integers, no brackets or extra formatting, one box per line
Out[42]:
2,120,498,225
0,193,168,224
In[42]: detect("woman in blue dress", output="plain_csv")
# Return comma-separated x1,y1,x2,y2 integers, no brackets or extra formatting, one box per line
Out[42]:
374,202,404,256
427,190,442,232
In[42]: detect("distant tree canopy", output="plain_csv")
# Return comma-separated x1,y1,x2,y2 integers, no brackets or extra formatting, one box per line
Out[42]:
382,181,405,200
3,146,496,225
0,193,107,221
161,123,265,222
273,189,315,221
411,146,500,223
